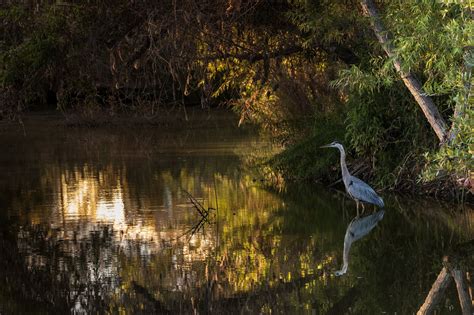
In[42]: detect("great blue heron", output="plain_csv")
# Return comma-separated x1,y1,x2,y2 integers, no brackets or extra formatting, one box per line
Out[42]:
335,210,385,276
320,141,384,214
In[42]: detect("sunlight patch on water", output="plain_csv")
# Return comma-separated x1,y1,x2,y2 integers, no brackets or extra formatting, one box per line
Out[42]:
95,187,126,228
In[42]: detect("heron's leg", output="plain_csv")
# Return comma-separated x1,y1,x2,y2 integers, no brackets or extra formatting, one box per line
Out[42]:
355,200,360,217
361,203,365,215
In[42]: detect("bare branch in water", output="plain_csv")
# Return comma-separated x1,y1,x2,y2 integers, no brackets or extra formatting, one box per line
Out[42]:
183,189,210,219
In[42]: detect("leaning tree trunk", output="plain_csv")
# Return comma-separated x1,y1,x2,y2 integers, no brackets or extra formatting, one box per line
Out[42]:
359,0,448,143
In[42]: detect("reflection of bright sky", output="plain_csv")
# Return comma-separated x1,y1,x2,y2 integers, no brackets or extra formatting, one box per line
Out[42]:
62,176,91,217
56,168,216,258
95,187,126,228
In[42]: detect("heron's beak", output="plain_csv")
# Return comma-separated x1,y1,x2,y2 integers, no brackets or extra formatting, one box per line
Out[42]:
320,144,332,148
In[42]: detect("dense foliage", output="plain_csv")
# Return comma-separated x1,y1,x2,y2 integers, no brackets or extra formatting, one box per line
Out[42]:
0,0,471,195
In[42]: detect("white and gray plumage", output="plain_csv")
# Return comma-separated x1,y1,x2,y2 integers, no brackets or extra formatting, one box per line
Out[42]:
335,210,385,276
320,141,384,214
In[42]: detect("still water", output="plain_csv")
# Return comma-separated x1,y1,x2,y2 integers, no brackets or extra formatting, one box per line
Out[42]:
0,112,472,314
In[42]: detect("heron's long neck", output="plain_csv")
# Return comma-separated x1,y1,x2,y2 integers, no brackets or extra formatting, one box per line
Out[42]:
336,229,353,276
341,241,351,273
338,147,350,183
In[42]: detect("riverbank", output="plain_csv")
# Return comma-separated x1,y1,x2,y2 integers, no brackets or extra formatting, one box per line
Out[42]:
0,108,247,130
250,136,473,204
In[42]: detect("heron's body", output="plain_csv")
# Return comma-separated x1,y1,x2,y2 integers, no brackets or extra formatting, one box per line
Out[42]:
335,210,385,276
322,142,384,211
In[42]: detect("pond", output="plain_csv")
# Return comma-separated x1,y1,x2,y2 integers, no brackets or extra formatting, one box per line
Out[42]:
0,111,472,314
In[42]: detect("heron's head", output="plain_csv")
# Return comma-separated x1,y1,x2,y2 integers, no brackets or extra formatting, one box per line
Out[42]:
320,141,343,150
334,264,348,276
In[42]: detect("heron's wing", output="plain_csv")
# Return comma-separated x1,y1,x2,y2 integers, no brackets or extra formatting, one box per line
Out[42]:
347,210,385,241
347,176,384,207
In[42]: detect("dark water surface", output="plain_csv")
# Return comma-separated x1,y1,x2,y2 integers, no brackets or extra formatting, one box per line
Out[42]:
0,113,472,314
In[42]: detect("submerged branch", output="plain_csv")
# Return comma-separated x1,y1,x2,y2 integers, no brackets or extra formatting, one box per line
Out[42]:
417,267,452,315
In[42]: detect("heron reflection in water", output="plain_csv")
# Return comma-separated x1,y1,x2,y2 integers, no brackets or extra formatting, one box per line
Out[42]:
335,210,385,276
320,141,384,216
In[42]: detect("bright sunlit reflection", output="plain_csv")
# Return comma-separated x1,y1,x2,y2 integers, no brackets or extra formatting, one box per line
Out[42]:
50,166,221,259
96,187,125,228
56,167,164,247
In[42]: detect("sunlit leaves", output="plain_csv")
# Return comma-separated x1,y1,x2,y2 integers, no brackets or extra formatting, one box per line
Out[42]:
385,0,470,99
422,108,474,183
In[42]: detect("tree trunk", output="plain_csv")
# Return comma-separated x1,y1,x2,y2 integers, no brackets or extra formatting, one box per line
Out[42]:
359,0,448,143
